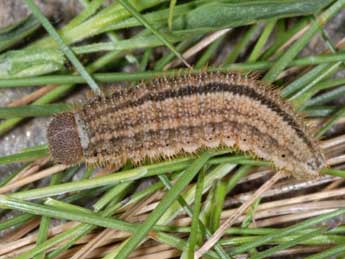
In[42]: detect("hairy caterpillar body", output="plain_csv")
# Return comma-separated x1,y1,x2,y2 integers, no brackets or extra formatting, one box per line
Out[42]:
47,72,325,179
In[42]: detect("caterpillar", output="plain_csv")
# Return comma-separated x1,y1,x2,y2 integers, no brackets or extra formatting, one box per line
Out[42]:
47,72,325,179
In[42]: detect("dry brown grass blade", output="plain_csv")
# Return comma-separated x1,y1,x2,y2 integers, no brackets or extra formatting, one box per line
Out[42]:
57,242,177,259
0,222,80,256
1,218,40,242
252,209,335,227
328,154,345,166
164,29,231,70
321,134,345,149
7,85,56,107
7,157,49,185
273,24,311,60
257,186,345,212
70,187,162,258
323,178,344,191
228,175,338,206
0,164,67,194
248,200,345,225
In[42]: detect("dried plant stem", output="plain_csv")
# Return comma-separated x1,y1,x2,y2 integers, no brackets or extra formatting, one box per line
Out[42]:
229,175,338,206
274,246,328,257
321,134,345,149
253,209,334,227
164,29,231,69
8,160,44,185
323,179,343,191
0,222,80,256
258,186,345,212
9,158,50,185
71,191,161,259
8,85,56,107
248,200,345,225
273,24,311,59
195,170,285,259
0,164,67,194
1,218,40,242
327,154,345,166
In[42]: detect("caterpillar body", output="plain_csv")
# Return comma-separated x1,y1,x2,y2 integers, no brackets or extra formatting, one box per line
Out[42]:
47,72,325,179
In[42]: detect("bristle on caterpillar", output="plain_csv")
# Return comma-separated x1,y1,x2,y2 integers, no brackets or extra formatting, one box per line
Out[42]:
47,72,325,179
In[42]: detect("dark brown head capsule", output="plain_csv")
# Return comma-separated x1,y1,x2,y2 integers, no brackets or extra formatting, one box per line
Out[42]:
47,112,83,165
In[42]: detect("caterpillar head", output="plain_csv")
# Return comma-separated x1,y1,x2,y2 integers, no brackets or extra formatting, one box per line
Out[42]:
47,112,83,165
303,150,326,177
291,149,326,179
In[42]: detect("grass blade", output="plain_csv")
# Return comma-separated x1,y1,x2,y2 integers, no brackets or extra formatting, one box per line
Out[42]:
114,152,212,259
0,103,72,119
24,0,102,95
187,167,205,258
231,208,345,255
117,0,190,67
264,0,345,81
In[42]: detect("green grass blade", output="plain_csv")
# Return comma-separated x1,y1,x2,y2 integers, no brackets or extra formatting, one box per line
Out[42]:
209,180,227,232
224,24,260,64
195,36,224,69
260,18,308,60
241,198,260,228
179,0,332,32
8,158,191,200
249,229,324,259
282,64,331,98
304,243,345,259
17,226,92,259
231,208,345,255
307,85,345,106
3,49,345,88
64,0,106,30
45,198,91,213
24,0,101,95
187,167,205,259
46,183,133,259
117,0,190,67
247,19,277,62
168,0,177,31
158,174,230,259
139,48,153,71
7,169,131,259
305,105,335,117
0,196,136,232
0,147,49,165
264,0,345,81
0,41,129,136
34,174,62,259
0,103,72,119
7,151,232,200
0,213,35,231
114,152,212,259
290,62,341,109
0,15,40,52
316,107,345,138
203,165,251,231
154,38,196,71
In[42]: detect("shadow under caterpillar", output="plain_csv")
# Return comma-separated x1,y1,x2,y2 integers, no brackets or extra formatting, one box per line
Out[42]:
47,72,325,179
